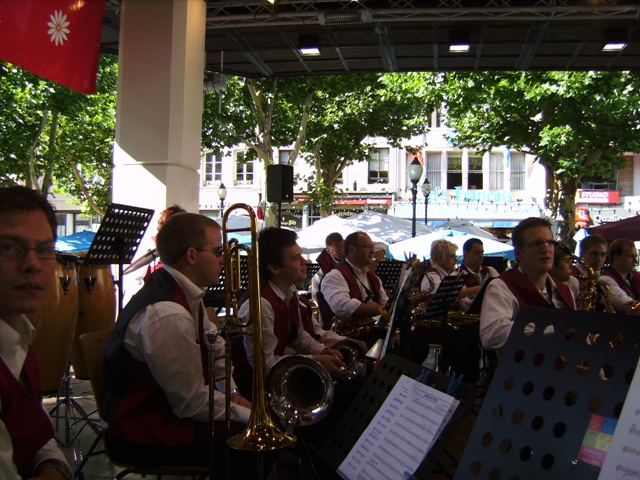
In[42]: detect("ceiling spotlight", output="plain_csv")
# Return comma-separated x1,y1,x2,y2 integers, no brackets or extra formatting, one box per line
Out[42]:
603,28,627,52
298,35,321,56
449,31,471,53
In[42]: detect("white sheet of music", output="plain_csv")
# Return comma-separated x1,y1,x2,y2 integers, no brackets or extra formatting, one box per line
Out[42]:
598,357,640,479
338,374,459,480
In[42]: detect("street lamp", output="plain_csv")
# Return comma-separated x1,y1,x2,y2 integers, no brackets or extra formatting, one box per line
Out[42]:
408,158,424,238
218,183,228,217
421,178,432,226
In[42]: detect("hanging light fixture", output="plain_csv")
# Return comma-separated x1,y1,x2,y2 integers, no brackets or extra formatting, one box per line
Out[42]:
449,31,471,53
298,35,321,56
602,28,627,52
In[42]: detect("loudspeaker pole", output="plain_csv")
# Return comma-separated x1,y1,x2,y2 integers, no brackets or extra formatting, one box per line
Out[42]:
277,201,282,228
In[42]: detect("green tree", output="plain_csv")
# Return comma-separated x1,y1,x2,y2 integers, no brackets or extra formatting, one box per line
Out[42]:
0,55,117,214
441,71,640,242
202,72,441,216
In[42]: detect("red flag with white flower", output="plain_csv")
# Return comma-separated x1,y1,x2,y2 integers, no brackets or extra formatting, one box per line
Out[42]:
0,0,107,94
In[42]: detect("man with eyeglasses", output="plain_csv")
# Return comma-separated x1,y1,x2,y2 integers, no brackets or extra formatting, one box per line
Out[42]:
572,234,608,311
311,232,345,327
102,212,253,473
480,217,575,353
320,231,388,333
0,186,73,480
600,238,640,312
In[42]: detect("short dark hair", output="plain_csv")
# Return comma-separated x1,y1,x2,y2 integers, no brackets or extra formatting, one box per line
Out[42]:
344,231,366,257
463,237,483,253
258,227,298,282
579,234,607,257
608,238,635,263
0,186,57,240
157,213,220,266
157,204,187,232
325,232,343,247
511,217,552,248
553,242,572,267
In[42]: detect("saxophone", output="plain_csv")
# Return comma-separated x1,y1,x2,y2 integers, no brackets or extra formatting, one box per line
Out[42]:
576,257,614,313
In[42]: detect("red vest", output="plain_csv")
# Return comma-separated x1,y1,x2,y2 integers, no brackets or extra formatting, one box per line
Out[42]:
103,269,208,446
500,268,575,309
460,263,491,288
0,346,54,478
321,262,382,330
261,283,301,355
601,266,640,300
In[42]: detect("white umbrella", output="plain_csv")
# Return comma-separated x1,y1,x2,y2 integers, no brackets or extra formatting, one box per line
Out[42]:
435,220,496,239
343,210,434,244
388,230,515,261
295,215,357,254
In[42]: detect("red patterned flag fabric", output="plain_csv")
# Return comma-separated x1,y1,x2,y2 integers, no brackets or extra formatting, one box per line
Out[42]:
0,0,107,93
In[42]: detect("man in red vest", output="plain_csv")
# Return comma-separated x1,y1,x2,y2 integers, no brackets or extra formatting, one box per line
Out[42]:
600,238,640,312
240,227,347,377
480,217,575,353
0,186,72,480
320,231,388,330
311,232,345,326
102,213,253,473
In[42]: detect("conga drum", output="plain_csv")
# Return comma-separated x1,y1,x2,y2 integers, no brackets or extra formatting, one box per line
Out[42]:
27,254,79,394
70,260,117,379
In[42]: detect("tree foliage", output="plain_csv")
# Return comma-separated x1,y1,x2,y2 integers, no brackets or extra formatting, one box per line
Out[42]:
202,72,442,215
441,71,640,242
0,55,117,214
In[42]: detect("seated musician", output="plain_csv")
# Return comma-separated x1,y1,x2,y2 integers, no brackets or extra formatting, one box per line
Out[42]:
319,231,389,335
480,218,575,353
311,232,345,327
421,240,459,295
599,238,640,312
0,186,73,480
239,227,349,377
102,213,253,471
573,234,607,284
457,238,499,312
549,242,579,305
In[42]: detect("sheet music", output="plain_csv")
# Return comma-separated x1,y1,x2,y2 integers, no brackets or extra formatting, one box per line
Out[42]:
338,374,459,480
598,357,640,479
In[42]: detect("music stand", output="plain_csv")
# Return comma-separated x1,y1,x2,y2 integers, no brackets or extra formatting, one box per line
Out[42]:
419,275,465,372
84,203,154,312
375,260,405,291
454,307,640,480
319,353,479,479
203,256,249,312
303,263,322,292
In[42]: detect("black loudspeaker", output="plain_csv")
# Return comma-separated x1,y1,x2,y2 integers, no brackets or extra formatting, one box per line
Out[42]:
266,164,294,202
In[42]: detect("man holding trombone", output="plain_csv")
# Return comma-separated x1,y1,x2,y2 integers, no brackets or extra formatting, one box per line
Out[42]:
102,213,254,473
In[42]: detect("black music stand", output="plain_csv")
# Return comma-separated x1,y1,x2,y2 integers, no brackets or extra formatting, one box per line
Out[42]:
419,276,465,372
374,260,405,291
318,353,479,479
203,256,249,312
303,263,322,292
455,307,640,480
84,203,154,312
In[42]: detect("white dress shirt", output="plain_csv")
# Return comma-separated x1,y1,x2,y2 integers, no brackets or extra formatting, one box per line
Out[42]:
0,317,72,480
320,260,389,318
124,266,250,423
598,274,637,312
240,283,326,373
479,271,573,351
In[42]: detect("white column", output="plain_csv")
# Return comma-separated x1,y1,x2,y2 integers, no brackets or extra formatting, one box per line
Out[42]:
112,0,206,216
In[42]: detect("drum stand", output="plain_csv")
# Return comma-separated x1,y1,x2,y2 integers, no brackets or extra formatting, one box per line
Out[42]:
49,362,100,449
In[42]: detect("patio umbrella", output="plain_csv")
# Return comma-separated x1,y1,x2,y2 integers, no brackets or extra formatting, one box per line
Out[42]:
388,230,515,261
590,215,640,241
435,220,496,239
343,210,433,244
295,215,357,254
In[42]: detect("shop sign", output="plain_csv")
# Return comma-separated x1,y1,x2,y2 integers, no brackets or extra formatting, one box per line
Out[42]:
576,190,620,204
453,186,514,202
575,207,590,228
280,206,303,229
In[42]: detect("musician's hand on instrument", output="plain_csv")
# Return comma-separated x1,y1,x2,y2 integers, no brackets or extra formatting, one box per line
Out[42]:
313,354,347,378
230,392,252,409
322,348,344,361
347,338,368,352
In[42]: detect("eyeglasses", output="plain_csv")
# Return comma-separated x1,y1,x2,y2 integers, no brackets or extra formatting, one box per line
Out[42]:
197,246,224,257
355,244,375,250
0,244,57,260
524,239,556,249
448,254,458,259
